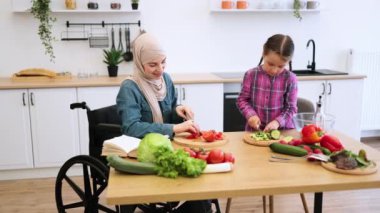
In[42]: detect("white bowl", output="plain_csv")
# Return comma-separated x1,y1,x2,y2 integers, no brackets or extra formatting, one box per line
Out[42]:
293,113,335,132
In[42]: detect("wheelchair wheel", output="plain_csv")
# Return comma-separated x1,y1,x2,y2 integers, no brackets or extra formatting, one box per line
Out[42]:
55,155,117,213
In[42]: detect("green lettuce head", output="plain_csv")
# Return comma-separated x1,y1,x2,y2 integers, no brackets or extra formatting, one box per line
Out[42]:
137,133,173,163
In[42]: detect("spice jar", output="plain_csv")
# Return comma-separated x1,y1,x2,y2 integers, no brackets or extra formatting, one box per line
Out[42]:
65,0,76,10
88,1,99,9
111,2,121,10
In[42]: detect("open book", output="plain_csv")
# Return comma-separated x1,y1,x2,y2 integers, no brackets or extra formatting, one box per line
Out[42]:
101,135,141,158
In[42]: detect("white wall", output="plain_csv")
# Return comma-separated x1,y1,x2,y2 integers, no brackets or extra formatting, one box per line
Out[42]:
1,0,380,77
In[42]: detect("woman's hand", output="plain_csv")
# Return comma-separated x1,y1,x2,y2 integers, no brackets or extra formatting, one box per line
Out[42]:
264,120,280,131
176,105,194,120
248,115,261,130
173,120,198,134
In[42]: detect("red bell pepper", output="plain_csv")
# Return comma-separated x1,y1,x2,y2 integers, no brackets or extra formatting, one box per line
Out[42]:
301,124,324,144
320,134,344,152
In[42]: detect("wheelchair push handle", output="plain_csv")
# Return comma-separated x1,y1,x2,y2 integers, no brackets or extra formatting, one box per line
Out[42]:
70,102,88,110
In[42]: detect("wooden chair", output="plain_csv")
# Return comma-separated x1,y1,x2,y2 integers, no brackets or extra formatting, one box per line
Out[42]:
225,98,314,213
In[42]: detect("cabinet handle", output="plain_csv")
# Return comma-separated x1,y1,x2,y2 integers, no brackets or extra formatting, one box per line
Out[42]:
328,83,332,95
182,88,185,101
22,92,26,106
321,83,326,95
30,92,35,106
175,87,178,99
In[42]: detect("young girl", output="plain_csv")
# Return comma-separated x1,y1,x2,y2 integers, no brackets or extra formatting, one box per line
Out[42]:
236,34,298,132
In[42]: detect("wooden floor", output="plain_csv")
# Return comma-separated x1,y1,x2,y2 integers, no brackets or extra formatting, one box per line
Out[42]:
1,139,380,213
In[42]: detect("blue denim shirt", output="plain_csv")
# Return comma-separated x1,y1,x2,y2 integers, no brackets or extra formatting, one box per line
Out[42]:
116,72,182,139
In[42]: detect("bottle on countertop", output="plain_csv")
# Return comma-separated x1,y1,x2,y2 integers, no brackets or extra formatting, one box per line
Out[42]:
314,95,325,129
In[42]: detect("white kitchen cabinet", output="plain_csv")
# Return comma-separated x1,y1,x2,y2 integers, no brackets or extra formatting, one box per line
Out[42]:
29,88,80,167
0,90,33,170
175,83,223,131
0,88,80,170
297,79,364,140
77,87,120,154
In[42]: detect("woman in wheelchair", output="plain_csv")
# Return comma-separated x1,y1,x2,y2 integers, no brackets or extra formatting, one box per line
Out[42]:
116,33,214,213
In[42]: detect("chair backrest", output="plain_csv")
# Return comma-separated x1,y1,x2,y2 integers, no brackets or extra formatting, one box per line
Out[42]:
87,105,122,166
297,97,315,113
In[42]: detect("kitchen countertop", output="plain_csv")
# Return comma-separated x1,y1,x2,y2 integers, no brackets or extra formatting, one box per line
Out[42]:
0,72,366,89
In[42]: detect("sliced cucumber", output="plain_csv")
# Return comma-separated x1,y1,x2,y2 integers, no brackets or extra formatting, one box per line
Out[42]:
270,130,281,140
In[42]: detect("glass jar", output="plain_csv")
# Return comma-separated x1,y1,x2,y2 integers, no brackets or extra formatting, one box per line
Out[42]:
65,0,76,10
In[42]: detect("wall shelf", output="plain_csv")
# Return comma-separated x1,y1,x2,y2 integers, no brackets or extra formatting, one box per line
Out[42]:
13,9,141,14
12,0,140,13
210,9,320,13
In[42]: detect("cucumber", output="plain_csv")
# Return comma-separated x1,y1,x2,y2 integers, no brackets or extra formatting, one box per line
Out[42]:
270,130,281,140
107,154,156,175
269,143,308,157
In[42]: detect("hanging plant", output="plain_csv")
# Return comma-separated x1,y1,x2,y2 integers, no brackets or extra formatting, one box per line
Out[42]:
293,0,302,21
30,0,57,62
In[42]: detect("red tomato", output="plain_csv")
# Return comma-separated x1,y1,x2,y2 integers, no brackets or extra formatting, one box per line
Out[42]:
288,139,303,146
300,145,313,154
186,131,200,139
183,147,197,158
207,149,225,164
223,152,235,164
196,151,209,162
202,131,216,142
313,148,323,154
215,132,223,140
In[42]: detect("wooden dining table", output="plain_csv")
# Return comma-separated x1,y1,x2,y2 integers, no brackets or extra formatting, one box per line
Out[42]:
106,130,380,213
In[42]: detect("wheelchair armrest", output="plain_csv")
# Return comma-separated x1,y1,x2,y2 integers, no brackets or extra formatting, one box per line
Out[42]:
96,123,122,134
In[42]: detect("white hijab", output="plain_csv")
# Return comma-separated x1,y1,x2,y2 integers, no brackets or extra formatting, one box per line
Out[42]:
127,33,167,123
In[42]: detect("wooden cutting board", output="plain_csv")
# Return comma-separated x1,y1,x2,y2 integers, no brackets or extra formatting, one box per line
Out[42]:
243,132,280,147
173,132,228,150
321,161,378,175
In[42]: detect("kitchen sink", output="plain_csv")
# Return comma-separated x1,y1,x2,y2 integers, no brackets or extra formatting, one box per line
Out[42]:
292,69,348,76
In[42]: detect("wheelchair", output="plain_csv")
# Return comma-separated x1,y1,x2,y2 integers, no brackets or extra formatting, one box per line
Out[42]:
55,102,221,213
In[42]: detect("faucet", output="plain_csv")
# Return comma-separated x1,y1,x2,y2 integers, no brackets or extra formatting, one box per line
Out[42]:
306,39,316,71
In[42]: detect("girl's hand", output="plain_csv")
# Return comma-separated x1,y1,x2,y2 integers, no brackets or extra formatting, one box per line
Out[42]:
264,120,280,131
176,105,194,120
173,119,198,134
248,115,261,130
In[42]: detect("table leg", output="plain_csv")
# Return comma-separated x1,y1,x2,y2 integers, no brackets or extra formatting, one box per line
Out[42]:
119,204,137,213
313,192,323,213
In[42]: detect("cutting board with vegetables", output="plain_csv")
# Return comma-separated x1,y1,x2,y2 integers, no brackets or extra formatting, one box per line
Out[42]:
321,162,378,175
243,130,282,147
173,132,228,149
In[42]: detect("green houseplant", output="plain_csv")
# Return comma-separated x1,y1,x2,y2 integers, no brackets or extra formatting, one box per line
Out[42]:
31,0,56,62
293,0,302,21
103,49,124,77
131,0,139,10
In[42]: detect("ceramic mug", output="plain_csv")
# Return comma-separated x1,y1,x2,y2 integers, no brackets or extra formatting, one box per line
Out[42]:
221,0,235,9
236,0,249,9
306,1,320,9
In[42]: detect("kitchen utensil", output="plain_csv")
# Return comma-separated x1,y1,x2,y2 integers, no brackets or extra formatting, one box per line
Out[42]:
270,153,330,163
89,27,109,48
117,26,123,52
111,27,116,50
123,26,133,61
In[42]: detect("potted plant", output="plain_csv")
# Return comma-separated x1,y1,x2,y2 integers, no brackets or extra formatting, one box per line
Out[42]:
131,0,139,10
31,0,56,62
293,0,303,21
103,49,124,77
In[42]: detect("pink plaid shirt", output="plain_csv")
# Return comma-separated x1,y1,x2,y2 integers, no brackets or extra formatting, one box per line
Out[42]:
236,66,298,131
